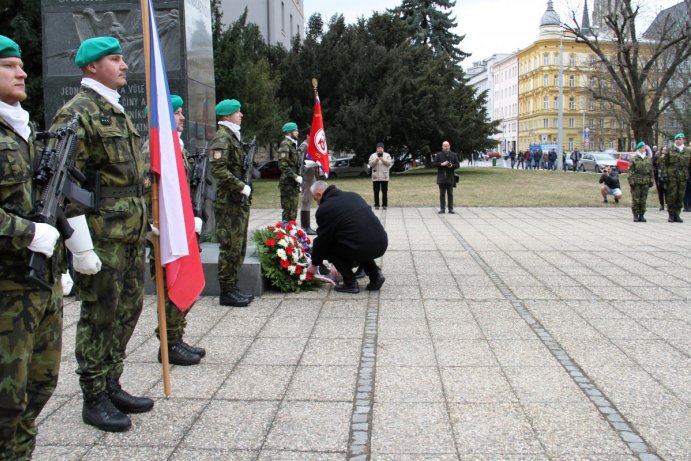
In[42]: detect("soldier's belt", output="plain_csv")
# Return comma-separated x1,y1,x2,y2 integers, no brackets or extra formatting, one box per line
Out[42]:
99,184,144,199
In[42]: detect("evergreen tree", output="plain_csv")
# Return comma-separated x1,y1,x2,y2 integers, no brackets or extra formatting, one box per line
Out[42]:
390,0,468,64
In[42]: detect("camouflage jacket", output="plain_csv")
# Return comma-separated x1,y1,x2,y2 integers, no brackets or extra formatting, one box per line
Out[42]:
209,124,246,207
277,137,299,187
0,118,65,290
626,154,654,187
661,145,691,181
51,87,147,244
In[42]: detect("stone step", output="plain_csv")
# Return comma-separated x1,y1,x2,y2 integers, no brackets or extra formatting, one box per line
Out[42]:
144,242,265,298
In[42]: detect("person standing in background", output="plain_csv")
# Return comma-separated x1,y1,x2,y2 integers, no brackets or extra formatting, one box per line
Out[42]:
368,142,392,210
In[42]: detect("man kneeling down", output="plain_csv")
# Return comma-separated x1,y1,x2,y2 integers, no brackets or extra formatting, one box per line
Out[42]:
307,181,388,293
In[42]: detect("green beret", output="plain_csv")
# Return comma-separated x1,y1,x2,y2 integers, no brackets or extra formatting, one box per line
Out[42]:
0,35,21,58
282,122,298,133
215,99,241,116
674,133,686,140
171,95,183,112
636,141,645,149
75,36,122,68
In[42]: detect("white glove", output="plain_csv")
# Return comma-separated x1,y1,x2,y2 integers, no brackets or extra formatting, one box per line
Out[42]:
61,272,74,295
241,185,251,197
64,215,102,275
150,225,160,236
28,223,60,257
194,217,203,234
295,176,303,185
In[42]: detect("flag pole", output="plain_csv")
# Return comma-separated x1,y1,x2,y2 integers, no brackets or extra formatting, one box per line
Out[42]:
141,0,172,396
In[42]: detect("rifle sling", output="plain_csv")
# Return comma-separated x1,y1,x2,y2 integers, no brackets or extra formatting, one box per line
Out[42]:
100,184,144,199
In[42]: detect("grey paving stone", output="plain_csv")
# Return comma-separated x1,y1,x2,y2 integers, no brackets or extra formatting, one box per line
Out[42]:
612,339,691,368
488,339,557,367
312,317,366,338
207,315,267,337
374,366,444,402
587,317,659,340
615,403,691,456
151,363,230,399
300,338,362,366
476,317,536,340
371,402,456,454
434,340,498,367
448,402,543,454
286,365,358,401
586,366,682,409
457,456,551,461
80,446,175,460
427,317,484,340
441,366,517,403
264,401,351,451
216,365,294,400
259,316,316,338
377,339,436,367
181,401,279,450
423,300,472,319
32,445,90,461
194,335,254,365
170,448,258,460
374,455,462,461
257,451,346,460
503,367,587,404
378,317,431,339
241,337,308,366
378,299,426,319
320,300,368,318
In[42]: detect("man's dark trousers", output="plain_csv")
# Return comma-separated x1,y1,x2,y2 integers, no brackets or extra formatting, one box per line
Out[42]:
439,184,454,211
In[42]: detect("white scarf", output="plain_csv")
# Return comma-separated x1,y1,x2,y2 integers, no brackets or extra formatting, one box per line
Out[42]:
677,143,685,152
81,77,124,112
0,101,31,142
285,135,297,147
218,121,241,141
636,150,646,159
177,131,184,151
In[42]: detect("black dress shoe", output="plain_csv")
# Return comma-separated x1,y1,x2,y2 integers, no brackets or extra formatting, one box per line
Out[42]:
353,267,367,279
438,210,445,214
234,287,254,301
106,379,154,414
83,393,131,432
178,340,206,358
335,280,360,293
158,342,201,366
305,227,317,235
365,271,386,291
220,290,250,307
448,210,455,214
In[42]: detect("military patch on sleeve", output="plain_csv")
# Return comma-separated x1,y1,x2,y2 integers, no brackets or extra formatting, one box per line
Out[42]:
279,152,287,159
213,150,223,159
99,116,112,126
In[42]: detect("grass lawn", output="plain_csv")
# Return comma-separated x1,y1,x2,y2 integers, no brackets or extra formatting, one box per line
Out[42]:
248,166,660,209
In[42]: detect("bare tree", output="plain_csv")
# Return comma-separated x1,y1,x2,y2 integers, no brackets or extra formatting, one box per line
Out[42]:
564,0,691,145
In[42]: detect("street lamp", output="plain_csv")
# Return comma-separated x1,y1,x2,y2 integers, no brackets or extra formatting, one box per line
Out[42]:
556,33,565,169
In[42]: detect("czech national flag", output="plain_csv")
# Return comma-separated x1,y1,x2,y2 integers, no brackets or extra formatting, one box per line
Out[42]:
142,0,204,310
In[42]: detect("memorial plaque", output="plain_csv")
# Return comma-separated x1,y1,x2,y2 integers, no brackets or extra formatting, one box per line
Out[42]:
41,0,215,153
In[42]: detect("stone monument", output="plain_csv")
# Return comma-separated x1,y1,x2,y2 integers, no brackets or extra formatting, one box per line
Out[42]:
40,0,215,155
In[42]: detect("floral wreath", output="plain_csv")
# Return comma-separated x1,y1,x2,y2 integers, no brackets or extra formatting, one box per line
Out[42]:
252,220,320,293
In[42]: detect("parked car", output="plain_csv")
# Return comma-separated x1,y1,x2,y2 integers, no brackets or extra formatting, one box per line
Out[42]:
564,157,574,170
256,160,281,179
577,152,617,172
391,153,415,173
615,152,634,173
328,156,369,178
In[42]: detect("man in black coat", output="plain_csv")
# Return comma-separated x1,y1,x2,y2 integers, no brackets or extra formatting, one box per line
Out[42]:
306,181,388,294
431,141,461,213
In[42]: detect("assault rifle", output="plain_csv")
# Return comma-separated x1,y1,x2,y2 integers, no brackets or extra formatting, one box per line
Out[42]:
241,136,257,206
189,142,212,221
29,114,94,289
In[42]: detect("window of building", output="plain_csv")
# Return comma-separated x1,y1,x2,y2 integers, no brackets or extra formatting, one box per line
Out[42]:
569,97,575,110
554,75,559,86
544,74,549,86
543,53,549,66
569,75,575,87
589,99,595,111
553,53,559,65
610,119,616,129
553,118,559,128
599,119,605,128
544,118,549,128
590,118,594,128
569,54,575,66
609,140,615,149
543,97,548,109
554,97,558,109
569,118,575,128
569,138,574,150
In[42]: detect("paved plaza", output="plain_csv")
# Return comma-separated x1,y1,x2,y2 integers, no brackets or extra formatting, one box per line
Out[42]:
34,207,690,461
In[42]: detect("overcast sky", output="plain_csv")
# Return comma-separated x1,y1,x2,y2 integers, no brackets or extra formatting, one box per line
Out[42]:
303,0,679,68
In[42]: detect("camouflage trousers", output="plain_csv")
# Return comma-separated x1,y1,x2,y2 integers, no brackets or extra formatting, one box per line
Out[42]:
0,282,62,461
75,240,145,397
629,185,650,215
148,243,191,343
666,177,686,214
280,181,300,223
215,203,249,291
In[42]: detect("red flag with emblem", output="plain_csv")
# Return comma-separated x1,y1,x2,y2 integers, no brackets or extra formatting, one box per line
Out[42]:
307,94,330,175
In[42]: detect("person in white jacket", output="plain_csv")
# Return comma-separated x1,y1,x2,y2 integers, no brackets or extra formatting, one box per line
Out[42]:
368,142,392,209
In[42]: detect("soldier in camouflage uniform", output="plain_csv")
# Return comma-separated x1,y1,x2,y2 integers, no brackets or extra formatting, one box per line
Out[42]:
661,133,691,223
278,122,302,223
0,35,66,461
209,99,254,307
51,37,153,432
627,142,654,222
142,95,205,366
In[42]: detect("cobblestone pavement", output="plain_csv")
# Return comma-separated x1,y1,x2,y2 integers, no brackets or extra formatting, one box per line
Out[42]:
34,208,690,461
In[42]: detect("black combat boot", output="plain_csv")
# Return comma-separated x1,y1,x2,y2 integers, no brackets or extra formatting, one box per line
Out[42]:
674,213,683,223
353,266,367,279
668,212,675,222
633,211,640,222
366,270,386,291
638,213,646,222
234,287,254,301
178,340,206,358
82,393,131,432
220,289,250,307
106,378,154,414
158,341,201,366
301,210,317,235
